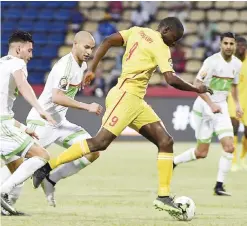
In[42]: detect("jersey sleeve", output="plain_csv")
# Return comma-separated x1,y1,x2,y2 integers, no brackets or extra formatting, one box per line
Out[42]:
119,27,134,46
196,58,213,81
150,41,174,73
51,62,71,92
11,59,27,76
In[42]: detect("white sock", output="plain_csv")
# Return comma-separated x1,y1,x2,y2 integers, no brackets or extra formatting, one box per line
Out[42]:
217,152,233,183
174,148,197,165
1,157,47,194
0,165,12,185
49,157,91,183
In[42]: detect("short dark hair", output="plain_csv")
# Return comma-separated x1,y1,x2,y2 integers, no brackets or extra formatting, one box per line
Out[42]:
158,17,184,36
8,30,34,45
220,32,236,41
236,36,247,45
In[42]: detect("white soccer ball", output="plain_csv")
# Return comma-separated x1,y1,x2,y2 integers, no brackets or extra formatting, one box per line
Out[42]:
174,196,196,221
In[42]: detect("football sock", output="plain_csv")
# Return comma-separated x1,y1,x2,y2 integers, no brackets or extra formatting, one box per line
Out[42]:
174,148,196,165
216,152,233,184
0,165,12,185
232,136,238,164
0,157,46,194
157,153,173,197
240,136,247,159
49,157,91,183
9,183,24,205
49,140,90,170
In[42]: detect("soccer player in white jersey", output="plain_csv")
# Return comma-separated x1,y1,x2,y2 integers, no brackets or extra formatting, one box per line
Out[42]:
0,31,56,215
0,31,103,209
173,32,243,196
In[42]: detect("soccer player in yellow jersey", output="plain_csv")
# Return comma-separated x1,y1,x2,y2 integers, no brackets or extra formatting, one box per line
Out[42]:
33,17,212,218
228,37,247,171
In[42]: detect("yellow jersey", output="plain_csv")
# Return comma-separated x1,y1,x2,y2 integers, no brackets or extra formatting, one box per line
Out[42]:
238,55,247,98
117,26,174,99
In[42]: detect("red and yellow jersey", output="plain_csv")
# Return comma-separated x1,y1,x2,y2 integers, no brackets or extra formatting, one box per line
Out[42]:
238,55,247,98
117,26,174,98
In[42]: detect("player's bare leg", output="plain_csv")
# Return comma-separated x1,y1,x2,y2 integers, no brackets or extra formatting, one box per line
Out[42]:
139,121,182,218
239,126,247,170
230,117,240,172
214,136,234,196
33,128,116,188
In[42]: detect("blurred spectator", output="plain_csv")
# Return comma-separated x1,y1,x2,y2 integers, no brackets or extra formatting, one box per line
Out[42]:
140,2,158,23
168,2,191,32
108,1,123,22
69,7,84,33
91,65,106,97
106,48,124,92
203,31,220,60
192,14,218,50
131,5,149,27
94,14,117,45
171,43,186,73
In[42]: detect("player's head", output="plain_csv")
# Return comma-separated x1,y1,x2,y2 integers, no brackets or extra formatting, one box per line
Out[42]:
73,31,95,62
8,30,34,63
220,32,236,57
158,17,184,47
235,36,247,58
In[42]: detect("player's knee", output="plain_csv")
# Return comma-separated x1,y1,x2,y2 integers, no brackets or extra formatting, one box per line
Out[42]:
223,143,234,153
86,151,100,162
27,144,50,161
195,148,208,159
157,136,174,150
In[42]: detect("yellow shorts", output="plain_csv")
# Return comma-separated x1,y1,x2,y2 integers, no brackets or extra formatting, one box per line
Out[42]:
228,94,247,126
102,87,160,136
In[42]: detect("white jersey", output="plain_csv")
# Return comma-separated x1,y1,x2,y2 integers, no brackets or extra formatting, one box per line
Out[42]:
27,53,87,125
196,52,242,103
0,55,28,117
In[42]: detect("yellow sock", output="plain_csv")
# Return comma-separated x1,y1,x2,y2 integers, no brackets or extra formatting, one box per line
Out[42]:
49,140,90,169
157,152,173,196
232,136,238,164
240,136,247,159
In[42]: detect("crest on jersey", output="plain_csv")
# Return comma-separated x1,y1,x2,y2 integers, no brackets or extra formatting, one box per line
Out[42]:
200,71,207,80
168,58,173,68
59,77,68,89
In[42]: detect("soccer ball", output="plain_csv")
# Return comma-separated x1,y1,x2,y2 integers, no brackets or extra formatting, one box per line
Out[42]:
174,196,196,221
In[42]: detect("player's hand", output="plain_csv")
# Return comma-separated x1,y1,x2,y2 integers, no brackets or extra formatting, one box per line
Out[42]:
88,103,103,115
25,128,39,140
197,85,214,95
236,104,243,118
39,111,56,125
209,103,222,114
83,71,95,86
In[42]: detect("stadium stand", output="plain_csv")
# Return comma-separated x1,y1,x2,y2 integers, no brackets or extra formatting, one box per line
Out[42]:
1,1,247,91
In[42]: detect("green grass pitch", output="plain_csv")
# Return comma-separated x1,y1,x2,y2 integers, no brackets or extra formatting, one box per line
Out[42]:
2,142,247,226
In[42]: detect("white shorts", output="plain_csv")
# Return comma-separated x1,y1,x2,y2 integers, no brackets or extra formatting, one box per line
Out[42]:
0,119,34,163
192,97,233,143
27,119,91,148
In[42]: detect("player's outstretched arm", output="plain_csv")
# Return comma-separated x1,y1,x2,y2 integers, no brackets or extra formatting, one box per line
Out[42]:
163,71,213,94
52,88,103,115
13,70,56,124
83,33,124,86
231,84,243,118
193,78,221,113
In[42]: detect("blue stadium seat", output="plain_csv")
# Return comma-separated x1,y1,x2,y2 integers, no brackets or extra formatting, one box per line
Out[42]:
33,45,43,58
52,21,67,32
33,21,50,32
27,2,45,8
54,10,71,21
18,21,33,32
32,33,48,45
5,9,22,20
48,34,65,45
27,72,45,84
1,45,8,56
2,21,18,32
61,2,77,9
22,10,38,20
39,9,54,21
45,2,61,8
40,45,58,58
